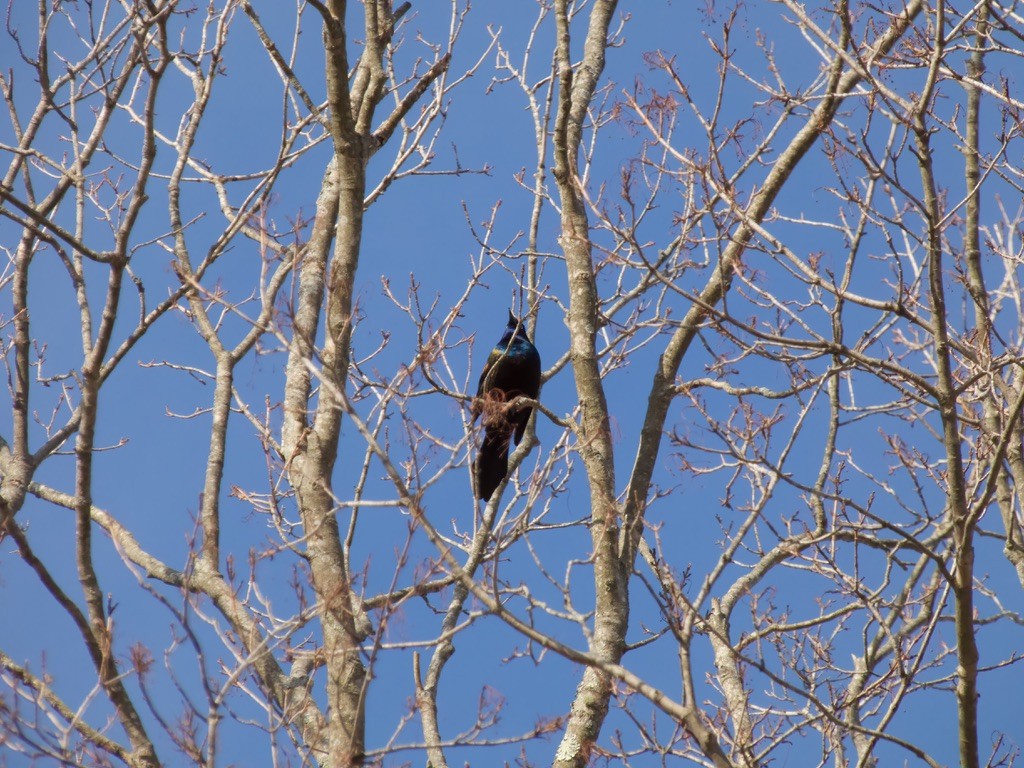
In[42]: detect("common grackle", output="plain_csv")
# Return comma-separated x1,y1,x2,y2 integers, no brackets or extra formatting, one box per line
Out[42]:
473,310,542,501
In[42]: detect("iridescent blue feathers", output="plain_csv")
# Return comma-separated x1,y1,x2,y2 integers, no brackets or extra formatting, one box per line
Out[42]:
473,310,541,500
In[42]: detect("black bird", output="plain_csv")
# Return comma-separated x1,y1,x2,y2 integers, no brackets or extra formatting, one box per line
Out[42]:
473,310,542,501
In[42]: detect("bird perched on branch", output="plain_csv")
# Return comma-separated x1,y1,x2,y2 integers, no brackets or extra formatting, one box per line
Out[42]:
473,310,541,501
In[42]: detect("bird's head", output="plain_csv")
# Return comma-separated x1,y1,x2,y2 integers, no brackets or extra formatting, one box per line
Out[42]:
502,309,531,345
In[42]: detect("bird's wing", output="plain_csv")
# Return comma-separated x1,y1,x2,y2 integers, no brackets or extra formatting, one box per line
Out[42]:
472,346,503,424
476,345,507,396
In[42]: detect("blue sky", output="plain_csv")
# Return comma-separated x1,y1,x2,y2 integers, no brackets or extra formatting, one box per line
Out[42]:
3,1,1024,766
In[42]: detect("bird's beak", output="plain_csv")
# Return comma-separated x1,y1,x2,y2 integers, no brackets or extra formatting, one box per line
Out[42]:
508,309,517,326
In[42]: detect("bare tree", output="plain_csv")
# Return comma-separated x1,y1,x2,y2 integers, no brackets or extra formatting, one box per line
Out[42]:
2,2,1022,768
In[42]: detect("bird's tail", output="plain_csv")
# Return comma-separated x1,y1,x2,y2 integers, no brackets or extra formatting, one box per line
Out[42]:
475,428,511,501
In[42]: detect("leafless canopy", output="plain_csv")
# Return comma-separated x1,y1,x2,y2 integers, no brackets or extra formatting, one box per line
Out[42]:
1,1,1022,767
